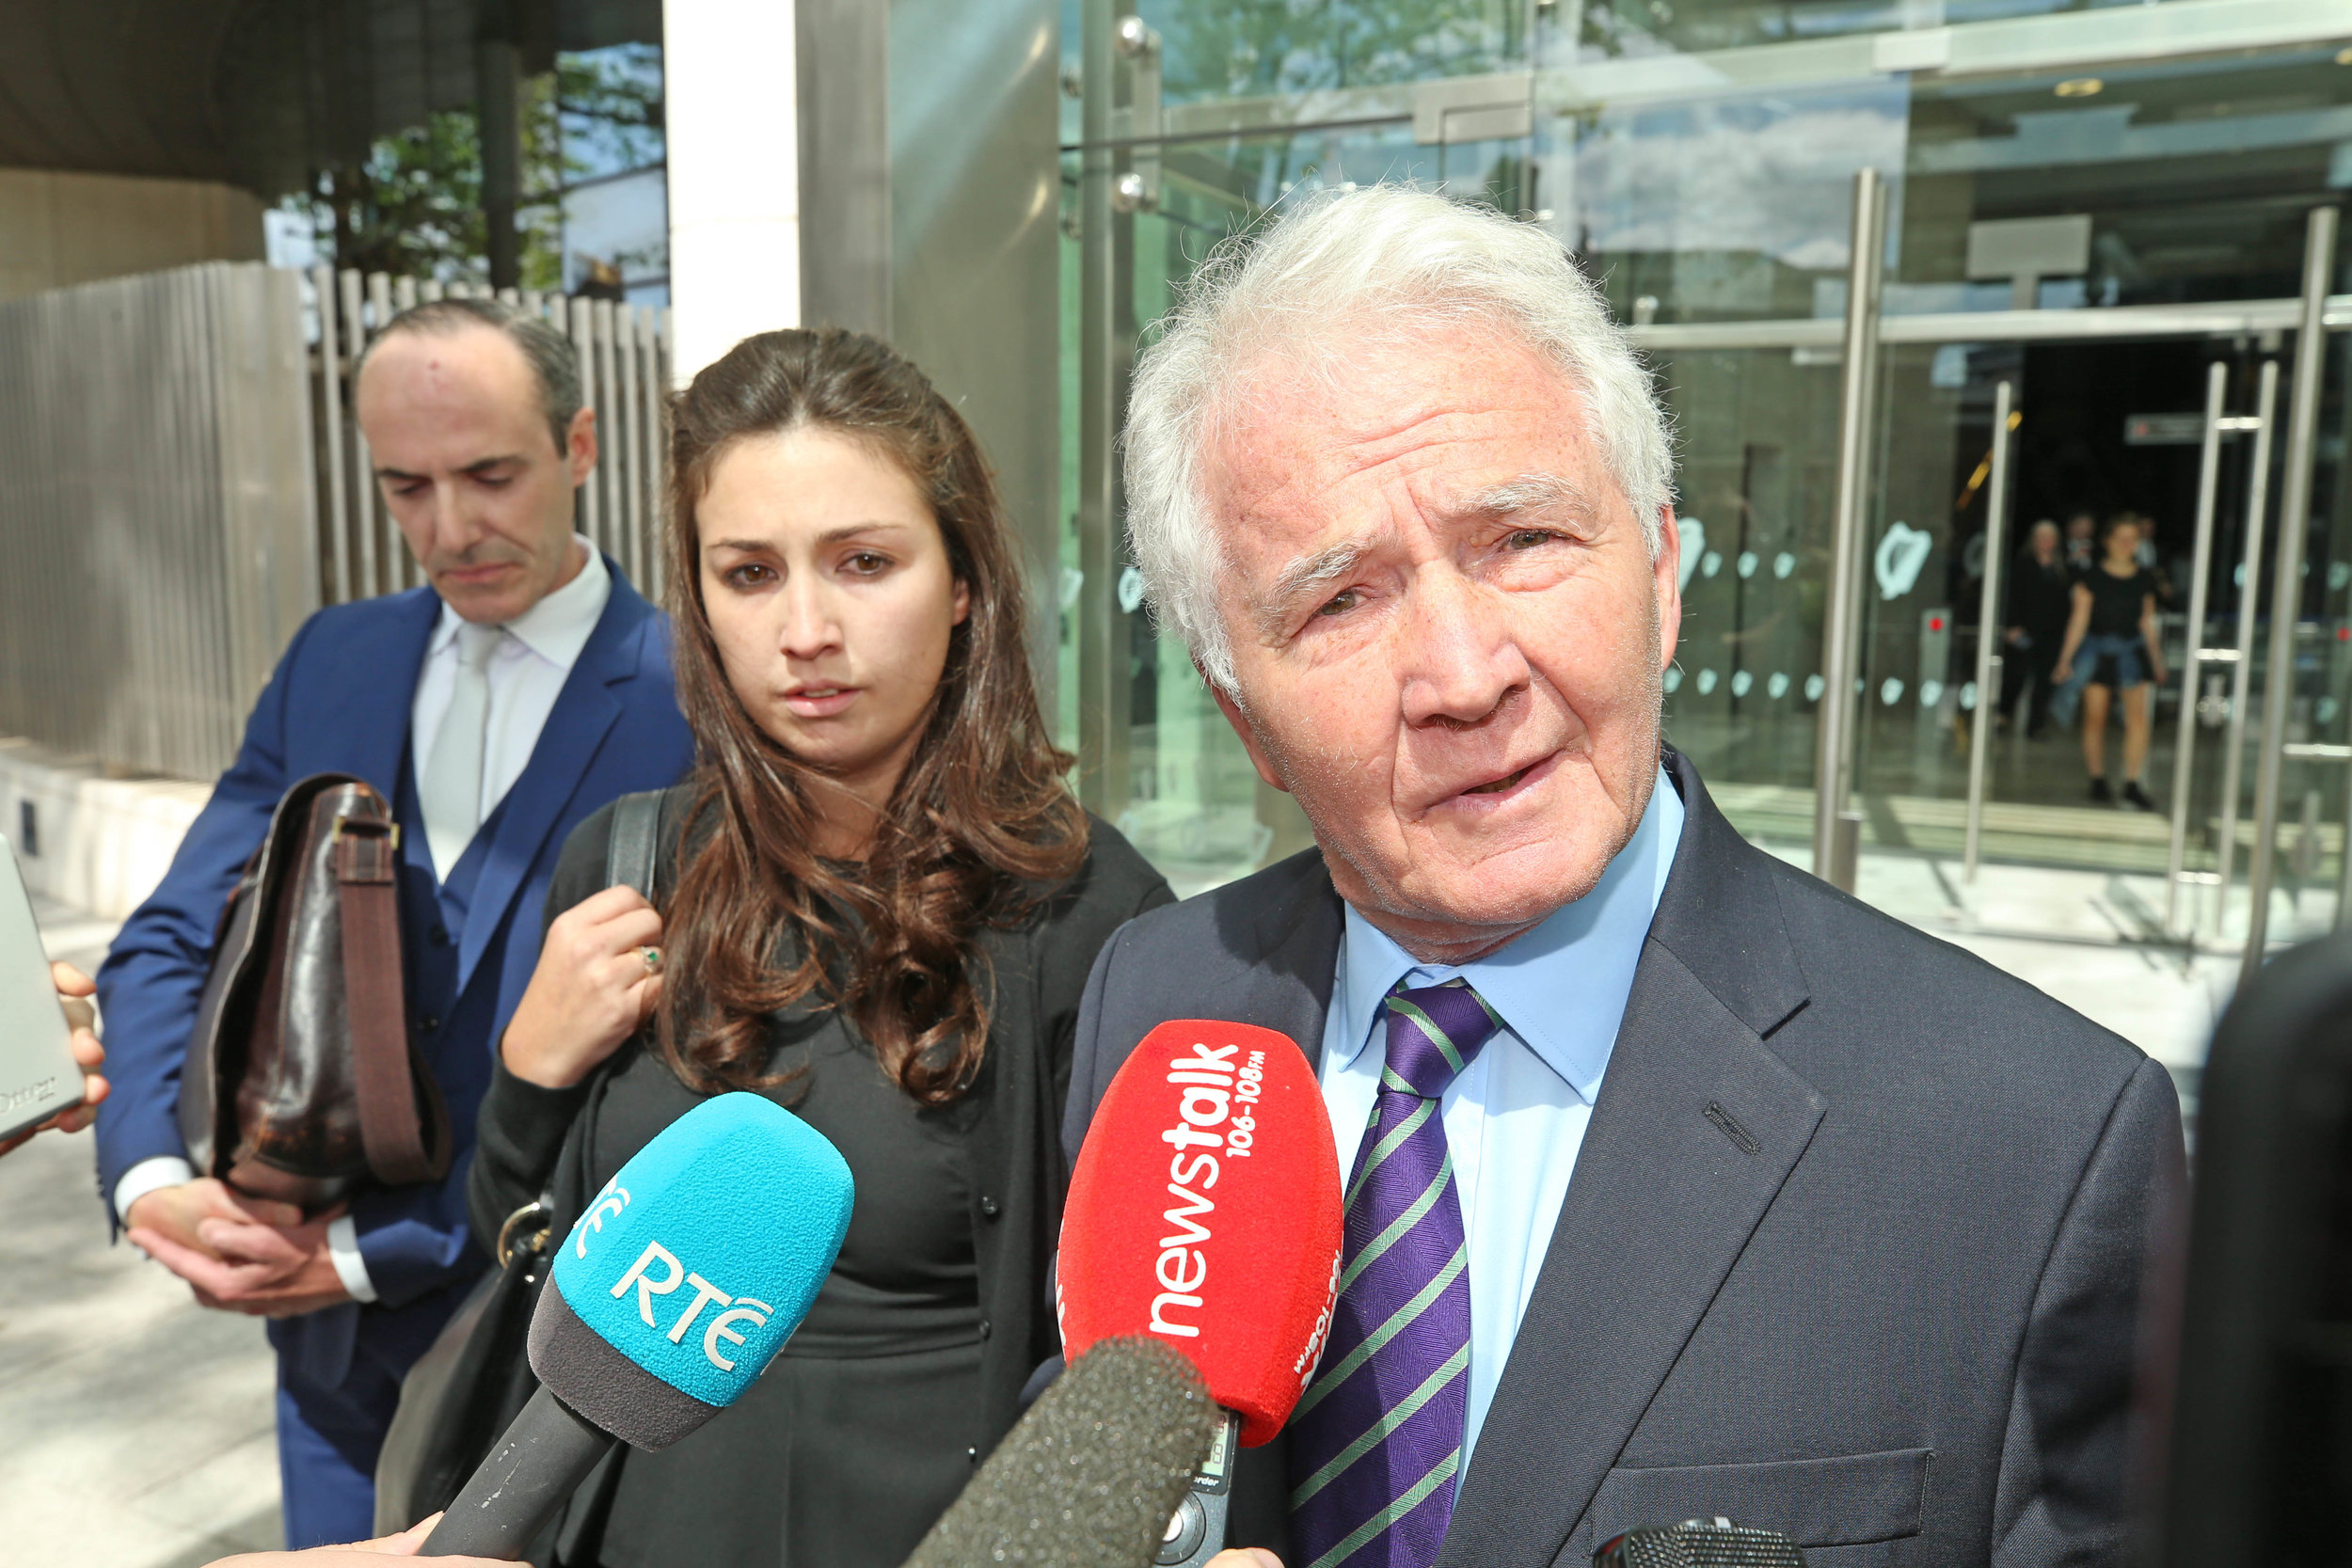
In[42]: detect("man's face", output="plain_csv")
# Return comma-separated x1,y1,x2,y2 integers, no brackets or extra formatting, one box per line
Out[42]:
356,326,596,624
1203,326,1680,964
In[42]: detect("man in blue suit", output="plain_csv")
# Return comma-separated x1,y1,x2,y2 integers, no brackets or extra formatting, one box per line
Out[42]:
94,298,695,1547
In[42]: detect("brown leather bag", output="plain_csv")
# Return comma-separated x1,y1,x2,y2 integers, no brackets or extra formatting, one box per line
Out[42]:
178,773,452,1211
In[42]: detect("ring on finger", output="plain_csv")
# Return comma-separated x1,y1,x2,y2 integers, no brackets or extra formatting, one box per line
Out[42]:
638,945,662,974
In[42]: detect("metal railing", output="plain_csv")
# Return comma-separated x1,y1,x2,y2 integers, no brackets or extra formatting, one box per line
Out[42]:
308,268,672,610
0,262,672,783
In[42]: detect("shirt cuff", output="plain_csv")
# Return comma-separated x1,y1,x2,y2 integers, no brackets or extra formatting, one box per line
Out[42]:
115,1156,195,1227
326,1214,380,1304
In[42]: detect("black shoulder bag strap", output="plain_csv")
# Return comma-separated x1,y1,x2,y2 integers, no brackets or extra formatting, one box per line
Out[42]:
604,789,667,902
375,788,672,1533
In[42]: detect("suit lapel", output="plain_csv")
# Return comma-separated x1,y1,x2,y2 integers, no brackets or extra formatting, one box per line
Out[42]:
454,575,650,991
1437,758,1823,1568
1232,848,1344,1072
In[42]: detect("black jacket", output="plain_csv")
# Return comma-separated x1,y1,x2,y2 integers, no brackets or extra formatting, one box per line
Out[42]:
1063,751,2185,1566
470,787,1172,1461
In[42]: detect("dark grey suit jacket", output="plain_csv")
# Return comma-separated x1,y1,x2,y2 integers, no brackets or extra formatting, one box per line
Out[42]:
1062,751,2184,1567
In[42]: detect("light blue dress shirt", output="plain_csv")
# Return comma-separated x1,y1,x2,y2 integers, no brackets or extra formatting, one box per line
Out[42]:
1317,767,1684,1466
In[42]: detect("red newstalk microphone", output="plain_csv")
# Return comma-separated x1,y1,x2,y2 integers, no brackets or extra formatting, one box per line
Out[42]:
1058,1021,1344,1567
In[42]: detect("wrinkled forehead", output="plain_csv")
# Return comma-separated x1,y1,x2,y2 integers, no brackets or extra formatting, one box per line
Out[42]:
1197,324,1605,536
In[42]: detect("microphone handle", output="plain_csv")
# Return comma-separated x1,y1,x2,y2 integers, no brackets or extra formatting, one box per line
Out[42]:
420,1384,618,1559
1158,1410,1242,1568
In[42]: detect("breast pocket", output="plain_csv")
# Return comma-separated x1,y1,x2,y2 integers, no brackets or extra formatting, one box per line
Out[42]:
1579,1448,1931,1563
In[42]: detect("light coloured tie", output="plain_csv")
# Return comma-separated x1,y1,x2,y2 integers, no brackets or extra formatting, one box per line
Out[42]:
421,622,501,879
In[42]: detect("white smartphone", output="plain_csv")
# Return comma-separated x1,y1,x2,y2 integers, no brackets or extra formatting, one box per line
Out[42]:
0,835,85,1146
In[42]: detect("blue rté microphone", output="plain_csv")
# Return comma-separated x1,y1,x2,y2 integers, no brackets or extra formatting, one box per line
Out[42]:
421,1093,853,1558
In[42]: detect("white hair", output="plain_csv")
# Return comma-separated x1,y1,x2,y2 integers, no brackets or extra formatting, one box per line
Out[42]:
1122,185,1675,693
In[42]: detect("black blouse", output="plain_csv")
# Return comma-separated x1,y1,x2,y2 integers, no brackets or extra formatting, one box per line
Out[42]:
467,787,1172,1566
2081,563,2158,640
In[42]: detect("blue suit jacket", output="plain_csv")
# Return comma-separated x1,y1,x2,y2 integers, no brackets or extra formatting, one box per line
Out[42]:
94,562,694,1377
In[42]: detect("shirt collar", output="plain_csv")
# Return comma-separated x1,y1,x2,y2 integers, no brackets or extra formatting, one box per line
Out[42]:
1327,765,1685,1103
428,536,609,668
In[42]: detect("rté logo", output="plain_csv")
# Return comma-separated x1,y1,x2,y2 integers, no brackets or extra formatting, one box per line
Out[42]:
610,1242,773,1372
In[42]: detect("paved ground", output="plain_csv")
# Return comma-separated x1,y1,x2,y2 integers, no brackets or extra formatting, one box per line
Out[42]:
1,895,282,1566
0,850,2271,1567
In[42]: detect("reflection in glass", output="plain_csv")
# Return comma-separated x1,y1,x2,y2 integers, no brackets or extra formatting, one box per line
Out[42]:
1551,79,1908,325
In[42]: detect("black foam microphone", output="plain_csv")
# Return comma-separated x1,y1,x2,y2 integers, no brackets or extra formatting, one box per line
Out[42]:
1593,1517,1804,1565
900,1336,1221,1568
422,1094,853,1558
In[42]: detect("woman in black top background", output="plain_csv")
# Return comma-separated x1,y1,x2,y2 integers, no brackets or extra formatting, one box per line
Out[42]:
2054,512,2168,808
468,328,1170,1568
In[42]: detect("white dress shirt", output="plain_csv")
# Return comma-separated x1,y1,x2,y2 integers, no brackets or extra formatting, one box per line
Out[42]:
116,538,612,1304
410,539,611,871
1317,767,1684,1469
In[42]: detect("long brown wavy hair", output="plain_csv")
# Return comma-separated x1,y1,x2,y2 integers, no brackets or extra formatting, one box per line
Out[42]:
655,328,1087,1102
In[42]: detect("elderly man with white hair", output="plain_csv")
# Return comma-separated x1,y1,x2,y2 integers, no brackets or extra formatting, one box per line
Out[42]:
1062,187,2182,1568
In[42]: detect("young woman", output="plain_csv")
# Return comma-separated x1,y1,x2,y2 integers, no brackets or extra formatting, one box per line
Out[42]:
469,328,1170,1568
2053,513,2168,809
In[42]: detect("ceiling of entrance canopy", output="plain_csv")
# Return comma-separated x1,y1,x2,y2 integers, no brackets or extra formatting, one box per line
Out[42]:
0,0,660,196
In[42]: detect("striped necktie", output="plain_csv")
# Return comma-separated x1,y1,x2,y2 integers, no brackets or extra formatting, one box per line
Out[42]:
1290,977,1502,1568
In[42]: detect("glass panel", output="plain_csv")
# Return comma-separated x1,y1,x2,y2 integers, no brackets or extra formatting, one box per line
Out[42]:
1902,48,2352,310
1648,345,1848,842
1545,78,1910,325
2226,327,2352,947
1138,0,1532,107
1577,0,2217,56
1543,41,2352,327
1820,325,2352,950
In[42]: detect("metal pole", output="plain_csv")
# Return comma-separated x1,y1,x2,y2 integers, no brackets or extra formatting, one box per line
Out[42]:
2213,359,2280,936
2338,752,2352,931
1075,0,1122,814
1963,380,2014,885
313,263,352,606
2164,360,2229,934
1813,167,1885,892
2241,205,2339,988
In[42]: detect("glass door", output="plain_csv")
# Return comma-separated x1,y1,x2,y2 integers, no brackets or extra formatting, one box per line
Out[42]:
1824,249,2352,966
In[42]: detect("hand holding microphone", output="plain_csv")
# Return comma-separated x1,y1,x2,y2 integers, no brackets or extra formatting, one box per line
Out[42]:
421,1092,854,1558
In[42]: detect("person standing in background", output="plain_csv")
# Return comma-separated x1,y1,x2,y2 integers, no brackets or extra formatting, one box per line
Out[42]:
93,299,696,1547
2062,509,2098,575
2000,519,2074,738
2055,513,2168,809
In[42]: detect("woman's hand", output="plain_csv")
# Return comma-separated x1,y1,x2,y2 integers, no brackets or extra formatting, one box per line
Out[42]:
2052,657,2072,686
0,962,108,1156
501,887,664,1089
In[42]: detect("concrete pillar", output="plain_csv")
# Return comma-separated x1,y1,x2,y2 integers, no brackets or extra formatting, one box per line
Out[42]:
663,0,802,382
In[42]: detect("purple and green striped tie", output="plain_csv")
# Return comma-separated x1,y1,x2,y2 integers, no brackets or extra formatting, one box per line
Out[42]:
1290,977,1502,1568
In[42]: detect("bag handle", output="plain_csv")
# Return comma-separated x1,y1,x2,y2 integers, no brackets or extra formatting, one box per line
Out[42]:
340,803,450,1186
604,790,667,900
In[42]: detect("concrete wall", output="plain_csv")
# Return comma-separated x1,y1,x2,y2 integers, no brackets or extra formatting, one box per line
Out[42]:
0,170,264,304
0,738,208,922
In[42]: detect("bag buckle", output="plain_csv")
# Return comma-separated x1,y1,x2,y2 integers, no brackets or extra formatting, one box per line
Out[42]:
496,1200,552,1270
330,815,401,850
